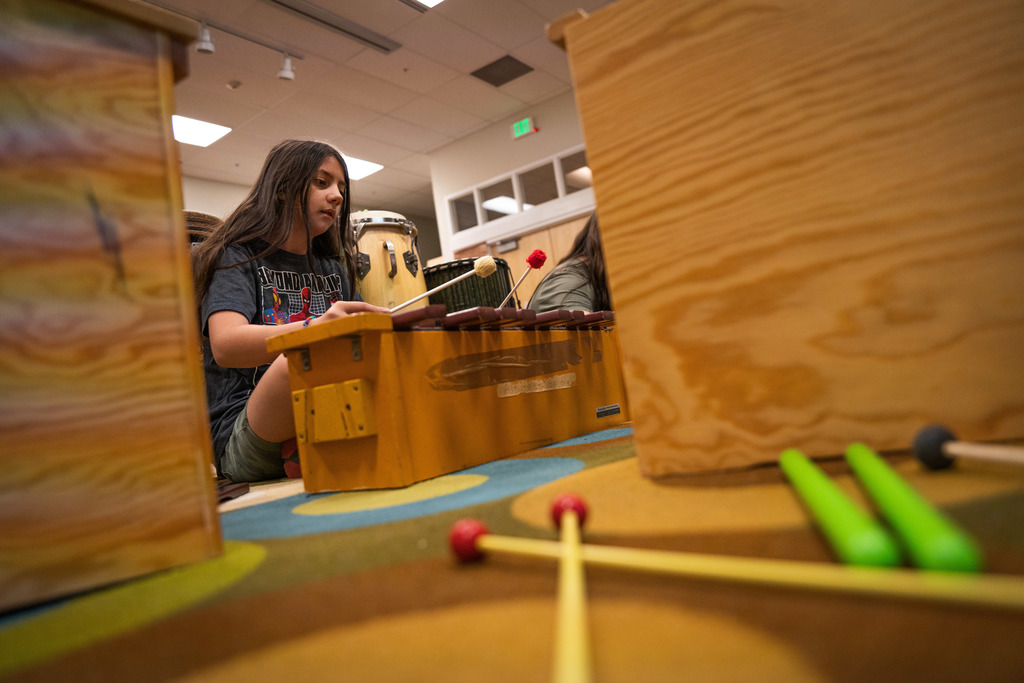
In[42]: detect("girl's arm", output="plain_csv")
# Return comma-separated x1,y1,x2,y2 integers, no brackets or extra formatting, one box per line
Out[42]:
208,300,388,368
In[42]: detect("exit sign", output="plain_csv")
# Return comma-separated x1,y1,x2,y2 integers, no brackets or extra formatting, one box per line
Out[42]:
512,117,537,139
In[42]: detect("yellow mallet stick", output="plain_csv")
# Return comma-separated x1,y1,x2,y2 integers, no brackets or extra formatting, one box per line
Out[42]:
551,493,592,683
448,521,1024,612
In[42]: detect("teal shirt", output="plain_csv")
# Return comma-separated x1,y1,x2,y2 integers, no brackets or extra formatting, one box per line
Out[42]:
527,259,596,312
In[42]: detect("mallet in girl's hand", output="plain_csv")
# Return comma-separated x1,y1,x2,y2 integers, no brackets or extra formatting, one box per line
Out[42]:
499,249,546,308
389,255,496,313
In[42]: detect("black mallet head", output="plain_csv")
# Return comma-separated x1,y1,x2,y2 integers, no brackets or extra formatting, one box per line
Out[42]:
913,424,957,470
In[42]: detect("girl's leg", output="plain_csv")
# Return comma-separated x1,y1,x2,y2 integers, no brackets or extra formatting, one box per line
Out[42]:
245,354,297,443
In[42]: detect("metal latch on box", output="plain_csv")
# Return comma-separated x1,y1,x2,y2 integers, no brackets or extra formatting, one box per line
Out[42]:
291,378,377,444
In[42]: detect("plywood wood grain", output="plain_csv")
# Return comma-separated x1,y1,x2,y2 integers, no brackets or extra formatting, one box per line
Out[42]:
0,0,220,611
564,0,1024,475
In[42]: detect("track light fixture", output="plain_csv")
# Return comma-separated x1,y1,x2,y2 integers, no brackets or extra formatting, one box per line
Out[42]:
195,22,214,54
277,53,296,81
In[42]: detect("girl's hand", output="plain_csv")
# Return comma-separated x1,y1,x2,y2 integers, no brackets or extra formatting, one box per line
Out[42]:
313,300,390,324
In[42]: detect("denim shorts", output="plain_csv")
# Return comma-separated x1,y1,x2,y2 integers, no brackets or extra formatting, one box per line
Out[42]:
220,409,286,482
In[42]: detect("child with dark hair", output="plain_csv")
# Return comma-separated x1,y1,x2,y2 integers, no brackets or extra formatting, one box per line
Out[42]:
192,139,388,482
527,212,611,313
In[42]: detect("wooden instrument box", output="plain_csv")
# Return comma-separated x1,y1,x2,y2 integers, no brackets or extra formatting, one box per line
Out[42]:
0,0,221,612
268,312,629,493
558,0,1024,476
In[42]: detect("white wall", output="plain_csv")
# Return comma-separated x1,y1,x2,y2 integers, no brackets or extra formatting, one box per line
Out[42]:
181,176,250,220
428,90,589,259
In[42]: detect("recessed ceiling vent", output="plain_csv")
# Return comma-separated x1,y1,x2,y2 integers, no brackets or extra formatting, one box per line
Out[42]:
471,55,533,87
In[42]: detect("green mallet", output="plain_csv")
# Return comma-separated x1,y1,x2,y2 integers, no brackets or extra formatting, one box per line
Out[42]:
845,443,983,573
780,449,902,567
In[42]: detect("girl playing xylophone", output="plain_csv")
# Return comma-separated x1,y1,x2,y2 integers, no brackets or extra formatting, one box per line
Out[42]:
528,212,611,314
192,139,388,482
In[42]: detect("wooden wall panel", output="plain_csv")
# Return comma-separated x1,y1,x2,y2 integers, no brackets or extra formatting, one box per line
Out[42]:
564,0,1024,475
0,0,221,611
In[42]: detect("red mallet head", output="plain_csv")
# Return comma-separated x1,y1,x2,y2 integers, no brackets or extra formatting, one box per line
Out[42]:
449,518,489,562
551,493,588,529
527,249,547,269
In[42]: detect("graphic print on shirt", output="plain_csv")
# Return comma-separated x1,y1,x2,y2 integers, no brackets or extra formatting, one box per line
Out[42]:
257,266,342,325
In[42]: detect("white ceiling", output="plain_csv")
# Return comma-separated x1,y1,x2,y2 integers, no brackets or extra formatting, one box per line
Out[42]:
151,0,617,219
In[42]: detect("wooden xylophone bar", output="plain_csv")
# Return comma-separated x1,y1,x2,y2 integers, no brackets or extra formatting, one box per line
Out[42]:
391,305,614,331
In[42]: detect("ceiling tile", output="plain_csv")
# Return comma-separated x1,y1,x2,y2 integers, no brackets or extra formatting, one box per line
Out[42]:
498,70,570,104
511,36,573,84
391,153,432,176
174,85,267,128
345,48,460,95
363,167,432,193
389,96,487,139
355,116,452,153
436,0,548,52
325,65,421,114
269,88,382,133
431,76,526,123
390,12,505,73
332,131,416,166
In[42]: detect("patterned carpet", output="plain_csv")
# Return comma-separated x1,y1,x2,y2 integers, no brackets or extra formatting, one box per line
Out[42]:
4,427,1024,682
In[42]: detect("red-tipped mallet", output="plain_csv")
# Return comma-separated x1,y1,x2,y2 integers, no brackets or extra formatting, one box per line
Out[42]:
499,249,547,308
550,493,592,683
914,424,1024,470
447,514,1024,612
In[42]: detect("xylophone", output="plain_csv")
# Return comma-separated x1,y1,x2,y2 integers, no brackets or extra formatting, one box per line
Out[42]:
266,305,629,493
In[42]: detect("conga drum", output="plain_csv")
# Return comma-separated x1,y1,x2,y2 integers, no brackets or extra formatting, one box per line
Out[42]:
350,210,428,310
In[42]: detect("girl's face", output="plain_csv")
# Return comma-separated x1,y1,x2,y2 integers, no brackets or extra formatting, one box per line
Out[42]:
304,156,346,239
285,155,346,253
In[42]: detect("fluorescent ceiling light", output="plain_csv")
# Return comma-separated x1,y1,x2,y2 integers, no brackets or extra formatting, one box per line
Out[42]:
171,115,231,147
482,196,533,215
398,0,444,9
345,156,383,180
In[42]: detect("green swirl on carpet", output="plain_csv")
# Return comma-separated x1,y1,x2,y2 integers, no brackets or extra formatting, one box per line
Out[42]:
0,540,266,677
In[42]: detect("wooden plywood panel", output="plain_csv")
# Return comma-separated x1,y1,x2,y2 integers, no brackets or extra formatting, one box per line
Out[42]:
565,0,1024,475
0,0,221,611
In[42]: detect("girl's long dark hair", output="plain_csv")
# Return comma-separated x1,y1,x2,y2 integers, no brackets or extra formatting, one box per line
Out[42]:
192,139,354,308
557,212,611,311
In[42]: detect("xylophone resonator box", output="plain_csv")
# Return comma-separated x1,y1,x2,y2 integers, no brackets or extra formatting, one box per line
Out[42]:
560,0,1024,476
267,308,629,492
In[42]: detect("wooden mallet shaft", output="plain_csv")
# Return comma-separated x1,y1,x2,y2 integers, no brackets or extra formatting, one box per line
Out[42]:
499,249,546,309
498,268,531,309
390,256,496,313
459,529,1024,612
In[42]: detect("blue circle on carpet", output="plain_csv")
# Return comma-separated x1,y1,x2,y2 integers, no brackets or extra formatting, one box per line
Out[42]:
221,457,584,540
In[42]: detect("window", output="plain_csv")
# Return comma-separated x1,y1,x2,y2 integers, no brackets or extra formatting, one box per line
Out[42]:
560,150,591,193
446,145,593,240
520,162,558,209
451,192,478,232
480,177,516,221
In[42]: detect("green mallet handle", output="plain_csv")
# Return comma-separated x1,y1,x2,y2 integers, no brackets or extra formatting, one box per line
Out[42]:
845,443,983,573
780,449,902,567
